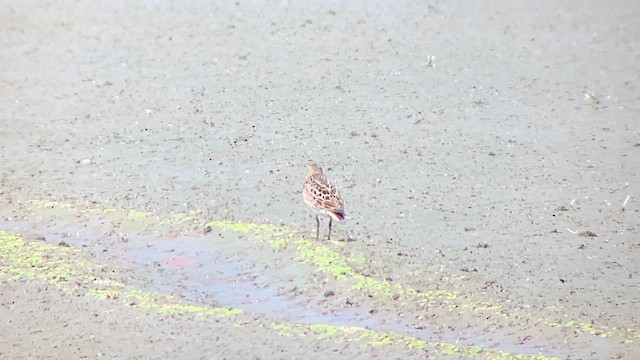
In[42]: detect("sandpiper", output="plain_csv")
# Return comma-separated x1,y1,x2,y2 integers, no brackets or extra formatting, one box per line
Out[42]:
302,164,346,240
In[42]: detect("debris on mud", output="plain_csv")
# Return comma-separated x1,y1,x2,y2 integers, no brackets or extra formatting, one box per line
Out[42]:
578,231,598,238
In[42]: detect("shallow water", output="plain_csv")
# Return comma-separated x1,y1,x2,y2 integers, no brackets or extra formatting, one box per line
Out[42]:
2,216,575,358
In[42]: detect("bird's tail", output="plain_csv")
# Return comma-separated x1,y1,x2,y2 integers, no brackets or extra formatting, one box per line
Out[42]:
330,210,347,221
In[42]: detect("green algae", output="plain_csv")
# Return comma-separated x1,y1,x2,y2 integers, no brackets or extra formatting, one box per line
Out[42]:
129,210,151,219
204,220,285,235
204,220,639,343
266,235,458,306
0,231,96,288
21,200,640,346
0,231,241,319
0,226,560,360
270,322,558,359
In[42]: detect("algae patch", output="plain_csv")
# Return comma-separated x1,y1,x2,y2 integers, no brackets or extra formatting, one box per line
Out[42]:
129,210,152,219
270,322,558,360
0,231,241,319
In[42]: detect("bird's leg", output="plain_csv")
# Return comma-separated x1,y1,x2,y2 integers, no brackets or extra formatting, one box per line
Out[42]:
315,214,320,241
328,217,332,240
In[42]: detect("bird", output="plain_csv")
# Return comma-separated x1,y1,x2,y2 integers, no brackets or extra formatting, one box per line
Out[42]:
302,163,346,241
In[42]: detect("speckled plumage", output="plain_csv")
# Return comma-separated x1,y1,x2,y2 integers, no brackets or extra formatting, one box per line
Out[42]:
302,164,346,240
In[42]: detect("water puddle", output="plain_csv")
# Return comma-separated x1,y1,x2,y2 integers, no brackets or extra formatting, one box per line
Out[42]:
0,220,569,358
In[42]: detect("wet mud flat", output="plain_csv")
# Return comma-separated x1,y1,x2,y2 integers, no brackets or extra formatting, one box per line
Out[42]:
1,199,638,359
2,0,640,358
